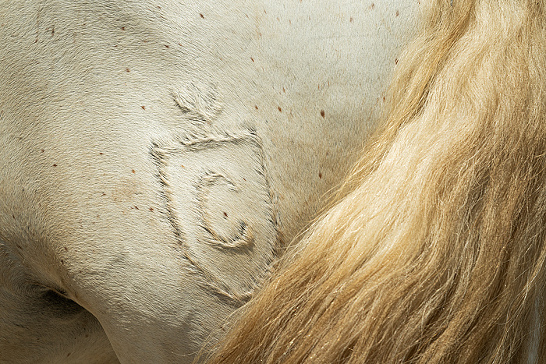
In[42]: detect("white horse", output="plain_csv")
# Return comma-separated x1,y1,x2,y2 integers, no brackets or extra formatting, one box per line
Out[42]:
206,0,546,363
0,0,421,362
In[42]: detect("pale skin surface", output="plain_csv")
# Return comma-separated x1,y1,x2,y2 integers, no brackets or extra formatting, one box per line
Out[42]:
0,1,420,363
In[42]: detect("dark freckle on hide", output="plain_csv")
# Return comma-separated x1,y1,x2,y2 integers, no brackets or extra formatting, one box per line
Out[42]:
121,26,125,31
320,110,325,118
200,13,205,19
149,207,154,212
165,44,169,48
396,10,400,16
278,106,282,112
141,106,146,110
223,212,228,218
251,57,254,62
255,105,258,110
41,149,45,153
319,172,322,179
134,206,139,210
52,164,57,167
395,58,399,64
132,169,135,174
283,87,286,93
102,192,106,196
66,352,71,357
126,68,130,72
99,152,103,155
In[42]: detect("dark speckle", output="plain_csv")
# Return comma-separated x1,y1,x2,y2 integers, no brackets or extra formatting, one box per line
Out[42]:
278,106,282,112
134,206,139,210
149,207,154,212
200,13,205,19
320,110,325,118
52,164,57,167
223,212,228,218
141,106,146,110
255,105,258,110
126,68,130,72
99,152,103,155
395,58,399,65
131,169,135,174
121,26,125,31
251,57,254,62
371,3,375,9
41,149,45,153
319,172,322,179
350,17,354,23
396,10,400,17
165,44,169,48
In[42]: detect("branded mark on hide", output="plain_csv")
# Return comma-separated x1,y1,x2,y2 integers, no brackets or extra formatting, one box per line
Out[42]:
151,130,278,302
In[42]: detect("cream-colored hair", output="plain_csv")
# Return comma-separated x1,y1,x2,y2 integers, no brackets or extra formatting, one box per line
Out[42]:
206,0,546,362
